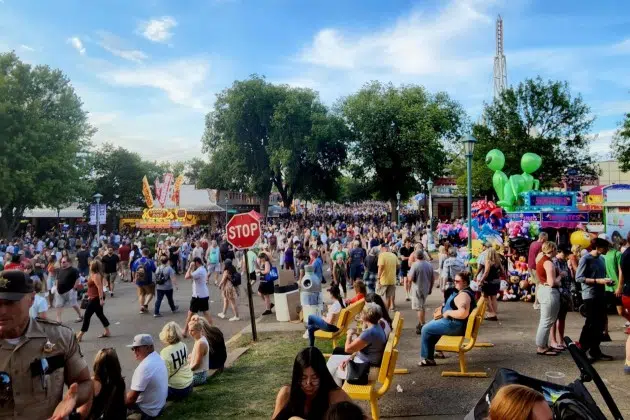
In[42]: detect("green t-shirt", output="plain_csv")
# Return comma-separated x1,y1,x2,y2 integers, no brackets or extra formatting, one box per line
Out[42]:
160,342,193,389
604,249,621,292
332,251,347,263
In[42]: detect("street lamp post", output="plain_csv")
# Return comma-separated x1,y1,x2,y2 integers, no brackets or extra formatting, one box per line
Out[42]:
396,191,401,226
93,193,103,244
463,134,477,256
426,179,434,252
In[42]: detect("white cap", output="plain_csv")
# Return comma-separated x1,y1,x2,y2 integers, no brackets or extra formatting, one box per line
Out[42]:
126,334,154,348
598,233,612,243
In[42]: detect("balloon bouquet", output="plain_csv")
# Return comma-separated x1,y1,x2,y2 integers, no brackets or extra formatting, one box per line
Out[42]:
469,200,506,246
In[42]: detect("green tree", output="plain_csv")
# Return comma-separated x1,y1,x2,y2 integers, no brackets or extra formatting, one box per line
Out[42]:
86,144,157,229
454,77,597,198
340,81,465,221
0,52,94,237
201,76,348,214
184,158,209,187
612,113,630,172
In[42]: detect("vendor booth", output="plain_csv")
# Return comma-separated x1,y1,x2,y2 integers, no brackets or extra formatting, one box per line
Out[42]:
603,184,630,243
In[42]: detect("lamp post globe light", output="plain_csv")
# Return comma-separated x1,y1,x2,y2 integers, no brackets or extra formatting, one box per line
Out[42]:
462,134,477,255
426,179,434,251
396,191,401,226
93,193,103,244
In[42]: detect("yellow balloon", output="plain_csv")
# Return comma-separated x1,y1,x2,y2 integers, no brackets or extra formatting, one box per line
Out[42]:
471,240,484,257
570,230,591,248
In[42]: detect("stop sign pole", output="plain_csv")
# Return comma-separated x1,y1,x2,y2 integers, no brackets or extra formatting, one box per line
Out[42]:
226,213,262,341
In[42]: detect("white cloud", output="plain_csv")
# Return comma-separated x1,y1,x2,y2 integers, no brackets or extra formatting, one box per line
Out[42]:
299,0,494,78
99,58,210,110
68,36,86,55
138,16,177,43
96,31,148,63
591,129,616,156
19,44,34,51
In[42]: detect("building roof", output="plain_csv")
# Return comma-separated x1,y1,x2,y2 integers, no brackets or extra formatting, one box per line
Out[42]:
23,205,84,218
179,184,225,212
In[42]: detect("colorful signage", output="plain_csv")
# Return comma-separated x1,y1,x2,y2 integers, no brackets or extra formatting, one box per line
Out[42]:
507,212,541,222
523,191,576,209
606,206,630,239
603,184,630,203
541,212,588,223
142,173,184,209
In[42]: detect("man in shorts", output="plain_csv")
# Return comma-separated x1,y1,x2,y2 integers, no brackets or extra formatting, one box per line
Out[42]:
54,256,83,323
408,250,435,334
183,257,212,337
377,243,399,311
132,248,157,314
118,240,131,282
101,246,120,297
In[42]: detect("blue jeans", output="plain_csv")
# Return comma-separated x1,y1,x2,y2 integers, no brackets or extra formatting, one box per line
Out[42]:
420,318,466,360
307,315,339,347
154,289,177,315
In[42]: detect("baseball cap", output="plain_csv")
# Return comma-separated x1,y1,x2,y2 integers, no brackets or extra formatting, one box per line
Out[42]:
597,233,612,243
126,334,154,348
0,270,34,301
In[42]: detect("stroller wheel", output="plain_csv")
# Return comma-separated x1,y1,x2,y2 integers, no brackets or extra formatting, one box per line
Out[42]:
579,304,587,318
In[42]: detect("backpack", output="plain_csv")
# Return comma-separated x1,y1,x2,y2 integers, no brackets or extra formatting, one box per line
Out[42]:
135,259,151,283
230,271,242,287
155,267,169,286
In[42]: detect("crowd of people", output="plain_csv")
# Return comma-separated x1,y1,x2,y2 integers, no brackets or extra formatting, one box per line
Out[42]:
0,203,629,419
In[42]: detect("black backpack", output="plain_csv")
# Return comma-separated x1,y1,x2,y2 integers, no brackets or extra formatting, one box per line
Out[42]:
155,267,169,285
230,271,242,287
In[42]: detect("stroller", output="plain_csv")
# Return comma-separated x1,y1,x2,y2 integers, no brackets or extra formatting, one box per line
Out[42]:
571,282,586,317
465,337,623,420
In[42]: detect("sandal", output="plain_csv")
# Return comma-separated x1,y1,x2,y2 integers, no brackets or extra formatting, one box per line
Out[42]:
418,359,437,367
98,333,111,338
74,317,84,323
536,349,559,356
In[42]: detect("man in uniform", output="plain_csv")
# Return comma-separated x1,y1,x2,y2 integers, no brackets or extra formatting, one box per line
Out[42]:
0,270,92,419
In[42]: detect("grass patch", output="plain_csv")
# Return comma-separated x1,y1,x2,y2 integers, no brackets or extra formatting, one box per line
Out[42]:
162,332,333,419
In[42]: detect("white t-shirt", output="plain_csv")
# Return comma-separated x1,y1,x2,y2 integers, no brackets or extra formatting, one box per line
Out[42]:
130,351,168,417
192,266,209,298
29,294,49,318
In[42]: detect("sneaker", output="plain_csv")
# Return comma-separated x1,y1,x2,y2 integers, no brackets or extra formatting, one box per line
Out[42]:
217,312,226,319
303,331,309,339
625,321,630,328
405,297,410,302
110,291,113,298
229,316,240,321
416,323,423,335
533,303,540,310
262,310,272,315
153,313,163,318
601,333,612,342
172,306,179,313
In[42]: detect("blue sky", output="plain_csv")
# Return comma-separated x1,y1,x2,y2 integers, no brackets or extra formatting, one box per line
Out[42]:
1,0,629,161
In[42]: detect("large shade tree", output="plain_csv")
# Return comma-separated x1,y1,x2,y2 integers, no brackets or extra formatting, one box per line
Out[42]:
201,76,348,215
453,77,598,198
340,81,466,221
612,112,630,172
0,52,94,237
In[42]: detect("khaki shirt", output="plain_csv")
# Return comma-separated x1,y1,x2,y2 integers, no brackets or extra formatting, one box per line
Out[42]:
0,318,88,419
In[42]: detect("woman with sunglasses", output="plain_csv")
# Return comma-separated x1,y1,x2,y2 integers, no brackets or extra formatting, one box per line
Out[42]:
77,348,126,419
272,347,350,420
419,271,476,367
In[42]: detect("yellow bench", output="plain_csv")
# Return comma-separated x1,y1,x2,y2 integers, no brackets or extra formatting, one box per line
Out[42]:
342,341,399,420
315,299,365,348
474,296,494,348
389,312,409,375
434,299,488,378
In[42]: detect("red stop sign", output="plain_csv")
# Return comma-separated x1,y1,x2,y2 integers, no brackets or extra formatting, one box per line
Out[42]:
226,213,262,249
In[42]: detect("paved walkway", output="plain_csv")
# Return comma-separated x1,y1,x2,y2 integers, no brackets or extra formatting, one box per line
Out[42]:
256,283,630,418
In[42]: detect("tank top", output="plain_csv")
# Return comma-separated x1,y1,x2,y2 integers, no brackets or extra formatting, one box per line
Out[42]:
191,336,210,373
536,255,554,286
87,274,100,299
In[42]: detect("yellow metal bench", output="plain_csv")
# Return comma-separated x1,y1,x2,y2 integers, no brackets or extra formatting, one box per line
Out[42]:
342,341,399,420
315,299,365,348
434,299,488,378
473,296,494,348
389,311,409,375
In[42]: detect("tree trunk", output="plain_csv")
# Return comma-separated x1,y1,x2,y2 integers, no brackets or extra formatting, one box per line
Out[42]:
389,198,398,225
0,205,25,238
259,196,270,221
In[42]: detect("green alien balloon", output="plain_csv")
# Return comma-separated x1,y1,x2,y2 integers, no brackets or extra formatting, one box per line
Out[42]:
486,149,508,201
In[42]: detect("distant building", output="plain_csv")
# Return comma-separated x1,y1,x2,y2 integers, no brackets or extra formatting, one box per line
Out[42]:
597,160,630,185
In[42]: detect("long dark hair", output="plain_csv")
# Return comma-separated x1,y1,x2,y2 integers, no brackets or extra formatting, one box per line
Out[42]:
91,348,126,419
282,347,339,419
365,293,392,327
328,286,345,309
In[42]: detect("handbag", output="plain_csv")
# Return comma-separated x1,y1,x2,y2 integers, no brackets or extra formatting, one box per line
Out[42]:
80,295,89,310
264,266,279,282
346,359,370,385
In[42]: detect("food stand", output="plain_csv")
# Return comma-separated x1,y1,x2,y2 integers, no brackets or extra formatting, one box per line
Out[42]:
603,184,630,242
